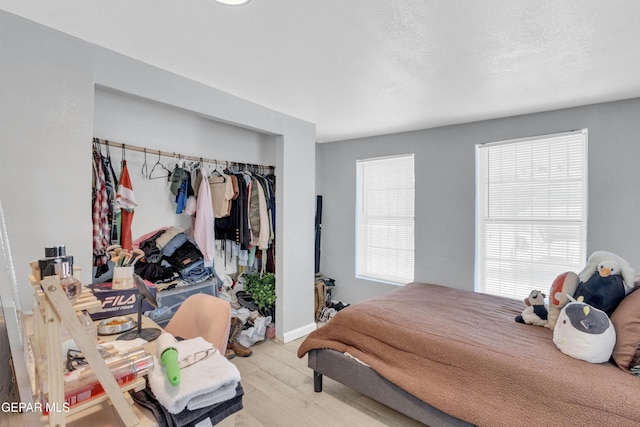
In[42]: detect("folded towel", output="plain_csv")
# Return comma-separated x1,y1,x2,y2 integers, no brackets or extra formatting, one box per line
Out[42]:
149,337,241,414
186,381,238,411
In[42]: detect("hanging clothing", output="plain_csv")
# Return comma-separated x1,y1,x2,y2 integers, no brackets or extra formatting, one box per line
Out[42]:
193,169,215,268
209,173,235,218
101,145,119,245
255,180,270,251
116,160,137,251
248,176,261,246
92,146,110,268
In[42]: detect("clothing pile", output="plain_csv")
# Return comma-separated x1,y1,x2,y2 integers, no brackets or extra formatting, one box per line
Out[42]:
133,227,213,285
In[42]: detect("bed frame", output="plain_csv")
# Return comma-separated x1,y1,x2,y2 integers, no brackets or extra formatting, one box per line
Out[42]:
308,348,472,427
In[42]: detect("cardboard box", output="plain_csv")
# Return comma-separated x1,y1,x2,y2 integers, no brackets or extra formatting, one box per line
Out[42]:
87,281,157,320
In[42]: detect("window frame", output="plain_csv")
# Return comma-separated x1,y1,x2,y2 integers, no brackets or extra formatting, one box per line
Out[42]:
356,153,415,285
475,129,588,300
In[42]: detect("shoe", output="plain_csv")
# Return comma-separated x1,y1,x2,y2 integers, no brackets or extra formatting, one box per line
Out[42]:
229,317,243,343
319,307,337,321
235,291,260,311
225,348,236,360
228,341,253,357
330,301,350,311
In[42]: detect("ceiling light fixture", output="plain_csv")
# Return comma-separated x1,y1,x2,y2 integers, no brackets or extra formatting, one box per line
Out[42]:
213,0,251,5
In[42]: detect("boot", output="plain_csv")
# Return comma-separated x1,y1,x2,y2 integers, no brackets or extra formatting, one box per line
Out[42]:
227,317,253,357
225,348,236,360
228,341,253,357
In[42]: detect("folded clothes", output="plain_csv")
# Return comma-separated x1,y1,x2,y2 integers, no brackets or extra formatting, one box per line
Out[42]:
180,258,205,276
161,233,189,258
156,226,185,250
148,337,241,414
131,382,244,427
167,241,203,268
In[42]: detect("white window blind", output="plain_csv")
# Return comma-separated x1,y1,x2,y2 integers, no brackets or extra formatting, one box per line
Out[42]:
476,130,587,300
356,154,415,285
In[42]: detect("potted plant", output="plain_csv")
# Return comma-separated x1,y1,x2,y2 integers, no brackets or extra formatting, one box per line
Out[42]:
243,271,276,317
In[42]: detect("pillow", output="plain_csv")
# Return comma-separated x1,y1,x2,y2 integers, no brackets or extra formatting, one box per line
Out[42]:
610,287,640,370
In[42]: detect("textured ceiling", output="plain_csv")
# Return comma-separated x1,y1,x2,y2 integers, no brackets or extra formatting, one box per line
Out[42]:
2,0,640,142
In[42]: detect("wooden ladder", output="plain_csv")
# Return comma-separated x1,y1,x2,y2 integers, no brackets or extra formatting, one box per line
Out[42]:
33,275,141,427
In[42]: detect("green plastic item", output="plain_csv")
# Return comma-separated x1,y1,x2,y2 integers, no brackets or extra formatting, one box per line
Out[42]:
161,347,181,386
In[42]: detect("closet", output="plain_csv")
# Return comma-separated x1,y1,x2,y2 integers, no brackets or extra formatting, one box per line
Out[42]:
92,88,277,328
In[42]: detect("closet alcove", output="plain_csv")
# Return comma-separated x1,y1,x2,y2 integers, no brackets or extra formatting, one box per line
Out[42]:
92,86,277,316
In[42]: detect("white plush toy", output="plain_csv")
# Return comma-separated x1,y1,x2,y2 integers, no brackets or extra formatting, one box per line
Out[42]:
515,290,549,327
553,298,616,364
578,251,636,292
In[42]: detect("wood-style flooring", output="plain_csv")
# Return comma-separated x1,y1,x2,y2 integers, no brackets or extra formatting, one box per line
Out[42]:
1,330,426,426
230,336,426,427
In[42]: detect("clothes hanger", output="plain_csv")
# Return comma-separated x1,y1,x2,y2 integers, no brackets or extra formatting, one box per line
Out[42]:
215,161,226,176
149,150,172,180
141,148,149,178
212,161,227,182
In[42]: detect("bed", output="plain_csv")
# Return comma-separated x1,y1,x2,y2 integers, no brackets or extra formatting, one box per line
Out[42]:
297,282,640,426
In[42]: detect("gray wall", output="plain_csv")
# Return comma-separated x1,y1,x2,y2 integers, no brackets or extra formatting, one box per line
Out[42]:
317,98,640,305
0,11,317,344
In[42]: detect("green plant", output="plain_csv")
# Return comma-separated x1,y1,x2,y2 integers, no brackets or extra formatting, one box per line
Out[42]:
243,272,276,311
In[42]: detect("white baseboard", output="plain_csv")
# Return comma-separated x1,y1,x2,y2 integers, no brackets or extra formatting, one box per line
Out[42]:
281,322,317,343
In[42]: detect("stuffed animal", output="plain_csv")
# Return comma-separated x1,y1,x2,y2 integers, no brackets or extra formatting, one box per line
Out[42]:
515,290,549,327
553,299,616,364
578,251,635,292
574,252,633,316
547,271,580,329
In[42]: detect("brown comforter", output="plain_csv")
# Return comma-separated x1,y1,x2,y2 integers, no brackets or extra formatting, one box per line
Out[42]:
298,282,640,426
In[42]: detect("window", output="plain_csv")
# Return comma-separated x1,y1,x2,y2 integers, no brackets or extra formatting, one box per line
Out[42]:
476,130,587,300
356,154,415,284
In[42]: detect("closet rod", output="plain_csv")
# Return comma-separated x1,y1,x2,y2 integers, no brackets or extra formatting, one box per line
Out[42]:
94,138,275,171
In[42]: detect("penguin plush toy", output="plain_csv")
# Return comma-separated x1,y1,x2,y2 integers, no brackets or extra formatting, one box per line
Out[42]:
553,299,616,364
574,252,634,316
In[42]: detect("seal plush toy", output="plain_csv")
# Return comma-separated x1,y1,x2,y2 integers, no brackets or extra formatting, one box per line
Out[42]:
515,290,549,327
553,299,616,363
574,252,633,316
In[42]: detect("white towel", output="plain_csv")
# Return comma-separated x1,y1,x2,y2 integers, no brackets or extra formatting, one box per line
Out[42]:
149,337,241,414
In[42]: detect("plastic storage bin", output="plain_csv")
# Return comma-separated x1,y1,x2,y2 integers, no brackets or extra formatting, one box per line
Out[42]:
152,281,216,327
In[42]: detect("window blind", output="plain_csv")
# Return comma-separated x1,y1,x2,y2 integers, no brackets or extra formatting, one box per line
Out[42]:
356,154,415,284
476,130,587,300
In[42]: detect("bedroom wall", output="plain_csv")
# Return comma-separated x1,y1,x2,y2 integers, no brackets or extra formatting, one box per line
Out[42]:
317,97,640,305
0,10,316,343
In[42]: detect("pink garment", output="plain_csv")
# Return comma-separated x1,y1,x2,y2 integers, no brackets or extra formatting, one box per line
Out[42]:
194,169,215,267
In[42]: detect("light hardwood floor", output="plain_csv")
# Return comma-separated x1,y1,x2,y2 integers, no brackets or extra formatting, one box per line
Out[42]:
230,336,426,427
2,333,426,426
